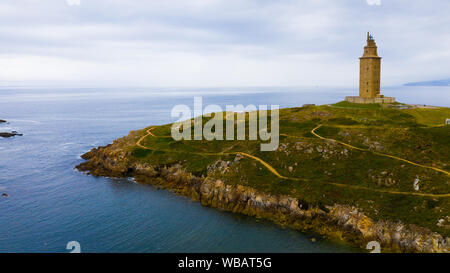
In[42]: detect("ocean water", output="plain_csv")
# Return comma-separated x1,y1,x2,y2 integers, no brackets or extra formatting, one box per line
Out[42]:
0,86,448,253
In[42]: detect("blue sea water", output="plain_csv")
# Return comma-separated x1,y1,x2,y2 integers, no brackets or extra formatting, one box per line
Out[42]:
0,86,448,253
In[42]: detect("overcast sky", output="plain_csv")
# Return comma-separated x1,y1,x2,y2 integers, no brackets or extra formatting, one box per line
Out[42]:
0,0,449,87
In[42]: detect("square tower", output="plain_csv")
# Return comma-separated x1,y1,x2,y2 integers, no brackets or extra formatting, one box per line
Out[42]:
359,32,381,98
345,33,394,104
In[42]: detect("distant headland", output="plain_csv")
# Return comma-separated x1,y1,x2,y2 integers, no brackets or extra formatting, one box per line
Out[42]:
404,79,450,87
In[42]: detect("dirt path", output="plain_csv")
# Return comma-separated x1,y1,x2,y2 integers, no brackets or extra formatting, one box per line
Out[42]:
136,126,450,197
136,128,289,179
136,127,156,149
311,124,450,176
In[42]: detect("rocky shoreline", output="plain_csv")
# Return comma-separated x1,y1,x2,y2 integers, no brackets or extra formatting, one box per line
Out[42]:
77,143,450,253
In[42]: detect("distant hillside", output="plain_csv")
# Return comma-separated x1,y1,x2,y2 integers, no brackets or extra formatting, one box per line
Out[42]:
404,79,450,86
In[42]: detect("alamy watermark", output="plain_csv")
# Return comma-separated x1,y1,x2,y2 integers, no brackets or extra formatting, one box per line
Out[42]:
171,97,279,151
64,240,380,253
66,241,81,253
366,241,381,253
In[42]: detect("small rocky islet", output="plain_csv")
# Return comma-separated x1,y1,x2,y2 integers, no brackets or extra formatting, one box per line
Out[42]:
0,132,23,138
77,102,450,252
0,119,23,138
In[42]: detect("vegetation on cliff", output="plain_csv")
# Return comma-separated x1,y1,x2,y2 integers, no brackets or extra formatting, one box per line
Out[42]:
77,102,450,251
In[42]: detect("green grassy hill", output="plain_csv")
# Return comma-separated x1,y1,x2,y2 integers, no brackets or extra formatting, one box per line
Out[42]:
127,102,450,237
79,102,450,241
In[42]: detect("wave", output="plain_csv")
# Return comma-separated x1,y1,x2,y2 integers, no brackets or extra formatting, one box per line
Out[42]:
7,119,41,124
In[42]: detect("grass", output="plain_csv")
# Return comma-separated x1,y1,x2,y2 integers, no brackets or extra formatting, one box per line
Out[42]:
402,107,450,126
332,101,382,109
124,104,450,236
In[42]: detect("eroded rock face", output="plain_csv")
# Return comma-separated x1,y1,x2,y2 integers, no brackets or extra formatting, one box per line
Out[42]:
76,142,449,253
328,205,449,252
77,130,142,176
77,145,131,177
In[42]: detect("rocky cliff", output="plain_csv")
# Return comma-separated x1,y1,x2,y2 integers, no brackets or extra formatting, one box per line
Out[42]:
77,139,450,253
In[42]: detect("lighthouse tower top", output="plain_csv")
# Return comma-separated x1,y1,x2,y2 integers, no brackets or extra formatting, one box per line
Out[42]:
361,32,380,58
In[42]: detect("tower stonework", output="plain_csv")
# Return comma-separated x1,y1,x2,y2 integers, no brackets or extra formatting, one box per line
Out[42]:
359,32,381,98
346,33,395,104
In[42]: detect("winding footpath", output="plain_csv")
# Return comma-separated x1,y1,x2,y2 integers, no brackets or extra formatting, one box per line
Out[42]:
311,125,450,177
136,126,450,198
137,128,287,179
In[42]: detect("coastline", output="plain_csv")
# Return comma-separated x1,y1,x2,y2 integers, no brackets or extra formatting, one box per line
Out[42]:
77,144,450,253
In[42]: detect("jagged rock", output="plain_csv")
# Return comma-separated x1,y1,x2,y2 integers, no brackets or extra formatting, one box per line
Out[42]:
234,154,244,162
0,132,23,138
132,162,157,177
207,160,231,175
436,217,450,229
277,143,288,152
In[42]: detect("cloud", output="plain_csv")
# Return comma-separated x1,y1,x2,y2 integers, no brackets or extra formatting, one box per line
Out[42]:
0,0,448,87
366,0,381,6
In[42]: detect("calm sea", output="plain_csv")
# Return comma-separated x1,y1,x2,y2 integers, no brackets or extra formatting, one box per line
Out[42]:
0,86,448,253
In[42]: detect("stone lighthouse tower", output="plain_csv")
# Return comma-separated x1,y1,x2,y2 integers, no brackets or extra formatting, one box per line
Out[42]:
359,32,381,98
346,32,394,103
